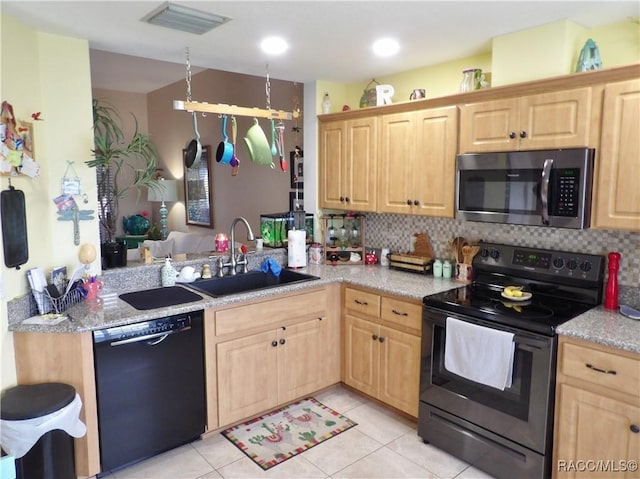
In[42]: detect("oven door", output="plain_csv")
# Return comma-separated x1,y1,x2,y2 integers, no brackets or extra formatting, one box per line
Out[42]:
419,308,557,454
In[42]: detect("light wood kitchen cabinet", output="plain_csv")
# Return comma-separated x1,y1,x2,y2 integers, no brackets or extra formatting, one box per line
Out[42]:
211,285,341,428
379,106,457,217
13,331,101,478
553,336,640,479
459,88,592,153
318,117,377,211
217,317,327,426
342,286,422,417
593,78,640,231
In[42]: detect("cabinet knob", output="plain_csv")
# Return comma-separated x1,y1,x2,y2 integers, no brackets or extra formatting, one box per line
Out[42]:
413,200,419,206
372,334,378,341
279,338,286,345
406,199,412,206
631,424,640,434
378,337,385,343
271,341,278,347
520,131,527,139
345,197,350,203
340,196,345,202
509,132,517,139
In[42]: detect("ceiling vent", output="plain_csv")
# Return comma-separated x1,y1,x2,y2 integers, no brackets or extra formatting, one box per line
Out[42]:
142,2,231,35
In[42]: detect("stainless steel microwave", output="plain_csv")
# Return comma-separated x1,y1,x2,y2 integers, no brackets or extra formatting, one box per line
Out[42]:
455,148,595,229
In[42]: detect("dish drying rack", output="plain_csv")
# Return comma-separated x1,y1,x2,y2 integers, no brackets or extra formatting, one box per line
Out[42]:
30,284,84,316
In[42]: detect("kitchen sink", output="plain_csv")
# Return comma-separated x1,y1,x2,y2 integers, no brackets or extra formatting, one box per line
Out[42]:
185,269,320,298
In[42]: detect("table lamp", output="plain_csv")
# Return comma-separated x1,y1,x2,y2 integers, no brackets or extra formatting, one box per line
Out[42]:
148,179,178,240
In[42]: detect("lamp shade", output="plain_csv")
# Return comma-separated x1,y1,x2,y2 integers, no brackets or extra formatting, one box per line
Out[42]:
148,179,178,203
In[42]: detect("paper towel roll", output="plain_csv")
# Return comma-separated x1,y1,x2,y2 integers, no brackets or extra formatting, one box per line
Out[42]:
288,230,307,268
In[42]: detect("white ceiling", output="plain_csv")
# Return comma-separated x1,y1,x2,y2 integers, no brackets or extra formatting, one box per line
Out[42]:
3,1,639,93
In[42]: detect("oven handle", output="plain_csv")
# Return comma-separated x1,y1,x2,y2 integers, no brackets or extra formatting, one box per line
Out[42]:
540,158,553,225
423,313,552,349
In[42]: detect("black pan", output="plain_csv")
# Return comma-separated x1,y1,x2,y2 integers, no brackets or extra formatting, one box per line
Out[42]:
185,112,202,168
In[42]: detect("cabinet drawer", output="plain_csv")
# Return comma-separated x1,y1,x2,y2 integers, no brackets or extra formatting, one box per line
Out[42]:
344,288,380,317
560,341,640,398
215,289,327,336
380,297,422,331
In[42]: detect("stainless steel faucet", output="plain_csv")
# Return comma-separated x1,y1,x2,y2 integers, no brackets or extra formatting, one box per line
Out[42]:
226,216,255,276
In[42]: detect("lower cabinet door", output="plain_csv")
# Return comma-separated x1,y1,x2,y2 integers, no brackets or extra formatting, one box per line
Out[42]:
278,317,326,404
344,315,379,398
555,384,640,479
378,326,421,417
217,330,279,426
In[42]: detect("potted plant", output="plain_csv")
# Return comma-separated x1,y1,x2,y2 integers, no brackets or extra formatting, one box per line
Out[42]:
86,99,161,268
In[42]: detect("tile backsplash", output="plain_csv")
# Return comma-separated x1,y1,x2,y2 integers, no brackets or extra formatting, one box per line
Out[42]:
365,213,640,287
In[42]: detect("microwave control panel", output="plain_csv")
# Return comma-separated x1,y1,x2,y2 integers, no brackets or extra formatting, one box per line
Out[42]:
550,169,579,217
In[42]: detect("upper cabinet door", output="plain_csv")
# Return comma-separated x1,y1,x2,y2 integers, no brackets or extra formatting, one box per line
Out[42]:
379,107,457,217
346,117,378,212
459,98,518,152
593,78,640,231
318,121,346,209
379,113,416,214
318,117,377,212
519,88,592,150
459,88,592,153
413,106,458,217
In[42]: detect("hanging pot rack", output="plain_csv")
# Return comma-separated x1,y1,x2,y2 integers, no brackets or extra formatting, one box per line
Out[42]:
173,49,299,121
172,100,297,120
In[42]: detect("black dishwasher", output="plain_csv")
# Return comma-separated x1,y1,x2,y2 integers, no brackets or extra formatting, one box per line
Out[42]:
93,311,205,475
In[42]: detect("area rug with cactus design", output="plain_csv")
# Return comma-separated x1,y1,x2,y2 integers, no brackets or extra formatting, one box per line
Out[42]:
221,397,357,470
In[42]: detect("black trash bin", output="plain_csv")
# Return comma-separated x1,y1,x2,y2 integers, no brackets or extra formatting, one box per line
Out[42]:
1,383,77,479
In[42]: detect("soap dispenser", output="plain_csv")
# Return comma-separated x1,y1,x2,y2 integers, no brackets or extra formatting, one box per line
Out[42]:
161,257,176,287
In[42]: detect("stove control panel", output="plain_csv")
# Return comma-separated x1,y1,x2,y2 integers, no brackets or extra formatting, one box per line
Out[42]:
474,242,605,283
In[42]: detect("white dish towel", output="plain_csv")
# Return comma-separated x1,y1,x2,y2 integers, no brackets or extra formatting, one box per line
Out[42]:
444,317,515,391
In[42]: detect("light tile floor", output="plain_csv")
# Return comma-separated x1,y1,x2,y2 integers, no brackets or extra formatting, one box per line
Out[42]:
102,386,496,479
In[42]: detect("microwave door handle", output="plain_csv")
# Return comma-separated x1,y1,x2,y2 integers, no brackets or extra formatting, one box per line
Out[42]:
540,159,553,225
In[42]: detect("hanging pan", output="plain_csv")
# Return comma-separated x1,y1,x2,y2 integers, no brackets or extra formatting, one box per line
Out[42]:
185,112,202,168
216,115,234,165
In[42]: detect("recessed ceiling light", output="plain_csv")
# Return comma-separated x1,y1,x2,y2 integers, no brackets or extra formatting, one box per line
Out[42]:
372,38,400,57
260,36,289,55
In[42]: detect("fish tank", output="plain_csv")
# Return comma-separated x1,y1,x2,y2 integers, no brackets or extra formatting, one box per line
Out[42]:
260,212,314,247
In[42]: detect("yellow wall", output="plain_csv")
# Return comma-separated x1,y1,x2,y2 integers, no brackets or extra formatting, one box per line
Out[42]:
0,14,97,389
339,19,639,108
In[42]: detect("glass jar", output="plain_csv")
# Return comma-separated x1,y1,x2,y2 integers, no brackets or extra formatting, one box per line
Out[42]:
460,68,483,93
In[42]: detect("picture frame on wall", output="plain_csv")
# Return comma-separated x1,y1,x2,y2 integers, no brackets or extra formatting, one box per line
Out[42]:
290,149,303,189
183,145,214,228
289,192,304,212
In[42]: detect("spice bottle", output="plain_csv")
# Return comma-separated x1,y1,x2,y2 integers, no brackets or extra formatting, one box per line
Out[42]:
442,260,452,279
433,259,443,278
604,252,621,310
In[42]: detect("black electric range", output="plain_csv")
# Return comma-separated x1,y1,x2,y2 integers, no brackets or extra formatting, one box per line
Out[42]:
423,242,606,336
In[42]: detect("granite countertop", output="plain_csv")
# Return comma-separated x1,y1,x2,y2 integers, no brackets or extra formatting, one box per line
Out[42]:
9,263,640,354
